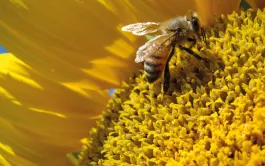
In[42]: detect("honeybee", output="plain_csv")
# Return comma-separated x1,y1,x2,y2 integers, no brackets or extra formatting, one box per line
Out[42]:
122,11,206,93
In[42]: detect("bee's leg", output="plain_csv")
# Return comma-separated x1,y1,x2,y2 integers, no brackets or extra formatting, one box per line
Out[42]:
179,45,210,73
162,46,176,94
179,45,208,62
201,28,207,42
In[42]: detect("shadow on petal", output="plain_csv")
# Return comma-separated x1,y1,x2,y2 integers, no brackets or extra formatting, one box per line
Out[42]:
195,0,241,25
246,0,265,9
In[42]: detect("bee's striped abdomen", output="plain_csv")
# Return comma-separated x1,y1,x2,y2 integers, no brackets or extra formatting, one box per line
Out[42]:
144,55,165,83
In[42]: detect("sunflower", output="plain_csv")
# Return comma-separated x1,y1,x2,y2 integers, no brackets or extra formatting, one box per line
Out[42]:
0,0,264,166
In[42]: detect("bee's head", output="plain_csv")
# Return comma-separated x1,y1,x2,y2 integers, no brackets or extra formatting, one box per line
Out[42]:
185,11,206,42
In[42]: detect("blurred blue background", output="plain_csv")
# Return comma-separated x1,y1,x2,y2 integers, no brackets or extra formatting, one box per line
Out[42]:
0,45,8,53
108,89,116,97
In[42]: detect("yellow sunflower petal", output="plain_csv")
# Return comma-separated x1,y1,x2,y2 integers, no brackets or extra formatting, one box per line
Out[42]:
0,53,110,165
195,0,241,25
1,1,127,89
246,0,265,9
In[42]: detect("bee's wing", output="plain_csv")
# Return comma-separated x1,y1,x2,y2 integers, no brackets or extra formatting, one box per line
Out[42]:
121,22,160,36
135,33,175,63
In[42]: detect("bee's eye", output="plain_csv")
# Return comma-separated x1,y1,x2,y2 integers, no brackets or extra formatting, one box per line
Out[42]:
191,17,199,32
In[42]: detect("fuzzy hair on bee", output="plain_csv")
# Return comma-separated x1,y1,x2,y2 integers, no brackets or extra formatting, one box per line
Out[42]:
122,11,207,94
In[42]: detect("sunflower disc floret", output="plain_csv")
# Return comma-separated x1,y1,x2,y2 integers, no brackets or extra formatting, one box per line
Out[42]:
76,8,265,166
